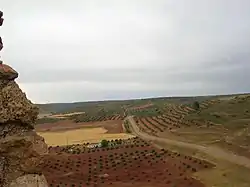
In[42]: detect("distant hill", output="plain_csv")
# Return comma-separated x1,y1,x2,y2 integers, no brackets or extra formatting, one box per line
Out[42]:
37,103,77,114
36,93,250,114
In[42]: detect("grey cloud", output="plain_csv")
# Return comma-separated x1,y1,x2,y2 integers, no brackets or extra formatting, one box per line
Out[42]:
2,0,250,103
18,61,250,87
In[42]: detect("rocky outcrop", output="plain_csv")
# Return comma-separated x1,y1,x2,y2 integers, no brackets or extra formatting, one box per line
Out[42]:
0,11,48,187
0,64,49,187
0,64,18,81
0,80,37,125
9,174,48,187
0,65,49,187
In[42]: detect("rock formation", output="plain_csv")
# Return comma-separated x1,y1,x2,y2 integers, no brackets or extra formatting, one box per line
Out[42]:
0,10,48,187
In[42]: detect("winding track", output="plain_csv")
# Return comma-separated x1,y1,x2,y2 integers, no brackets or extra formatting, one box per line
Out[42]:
126,116,250,169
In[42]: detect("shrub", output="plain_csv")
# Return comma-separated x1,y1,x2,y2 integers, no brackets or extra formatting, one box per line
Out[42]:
100,139,109,148
192,101,200,110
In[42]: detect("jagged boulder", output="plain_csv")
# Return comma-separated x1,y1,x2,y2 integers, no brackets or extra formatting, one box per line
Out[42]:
0,64,18,81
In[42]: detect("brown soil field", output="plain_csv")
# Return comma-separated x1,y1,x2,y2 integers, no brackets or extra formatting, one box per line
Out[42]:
38,128,134,146
36,119,124,133
38,138,214,187
36,120,133,146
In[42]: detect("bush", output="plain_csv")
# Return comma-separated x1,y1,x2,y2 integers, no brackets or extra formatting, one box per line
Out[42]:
124,122,131,133
193,101,200,110
100,139,109,147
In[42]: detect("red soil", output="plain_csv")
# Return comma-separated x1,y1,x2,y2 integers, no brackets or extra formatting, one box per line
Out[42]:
36,120,124,134
39,138,214,187
101,120,123,133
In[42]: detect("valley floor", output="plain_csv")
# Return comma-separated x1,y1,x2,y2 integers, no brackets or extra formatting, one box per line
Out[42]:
126,116,250,187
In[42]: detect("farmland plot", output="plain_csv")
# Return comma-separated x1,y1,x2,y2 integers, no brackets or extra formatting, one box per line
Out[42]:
38,138,214,187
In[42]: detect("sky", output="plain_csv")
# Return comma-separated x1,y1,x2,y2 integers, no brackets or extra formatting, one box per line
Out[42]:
1,0,250,103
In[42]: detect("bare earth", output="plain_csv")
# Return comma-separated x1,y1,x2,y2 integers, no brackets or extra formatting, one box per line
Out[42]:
126,116,250,169
36,119,124,133
36,120,134,146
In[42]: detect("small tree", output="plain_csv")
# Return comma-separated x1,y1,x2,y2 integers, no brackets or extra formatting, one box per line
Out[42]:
100,139,109,148
193,101,200,110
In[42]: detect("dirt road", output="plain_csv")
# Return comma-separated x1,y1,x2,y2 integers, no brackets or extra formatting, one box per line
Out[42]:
126,116,250,169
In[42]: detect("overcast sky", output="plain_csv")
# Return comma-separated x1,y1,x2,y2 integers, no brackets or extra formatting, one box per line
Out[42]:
1,0,250,103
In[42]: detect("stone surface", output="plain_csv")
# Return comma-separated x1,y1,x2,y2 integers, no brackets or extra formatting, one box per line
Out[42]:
25,131,48,155
0,123,32,139
0,66,48,186
0,156,7,185
0,64,18,80
9,174,48,187
0,135,47,184
0,81,38,126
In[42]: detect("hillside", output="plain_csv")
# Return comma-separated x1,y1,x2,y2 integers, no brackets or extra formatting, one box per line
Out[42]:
35,92,250,187
183,94,250,157
36,93,246,114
